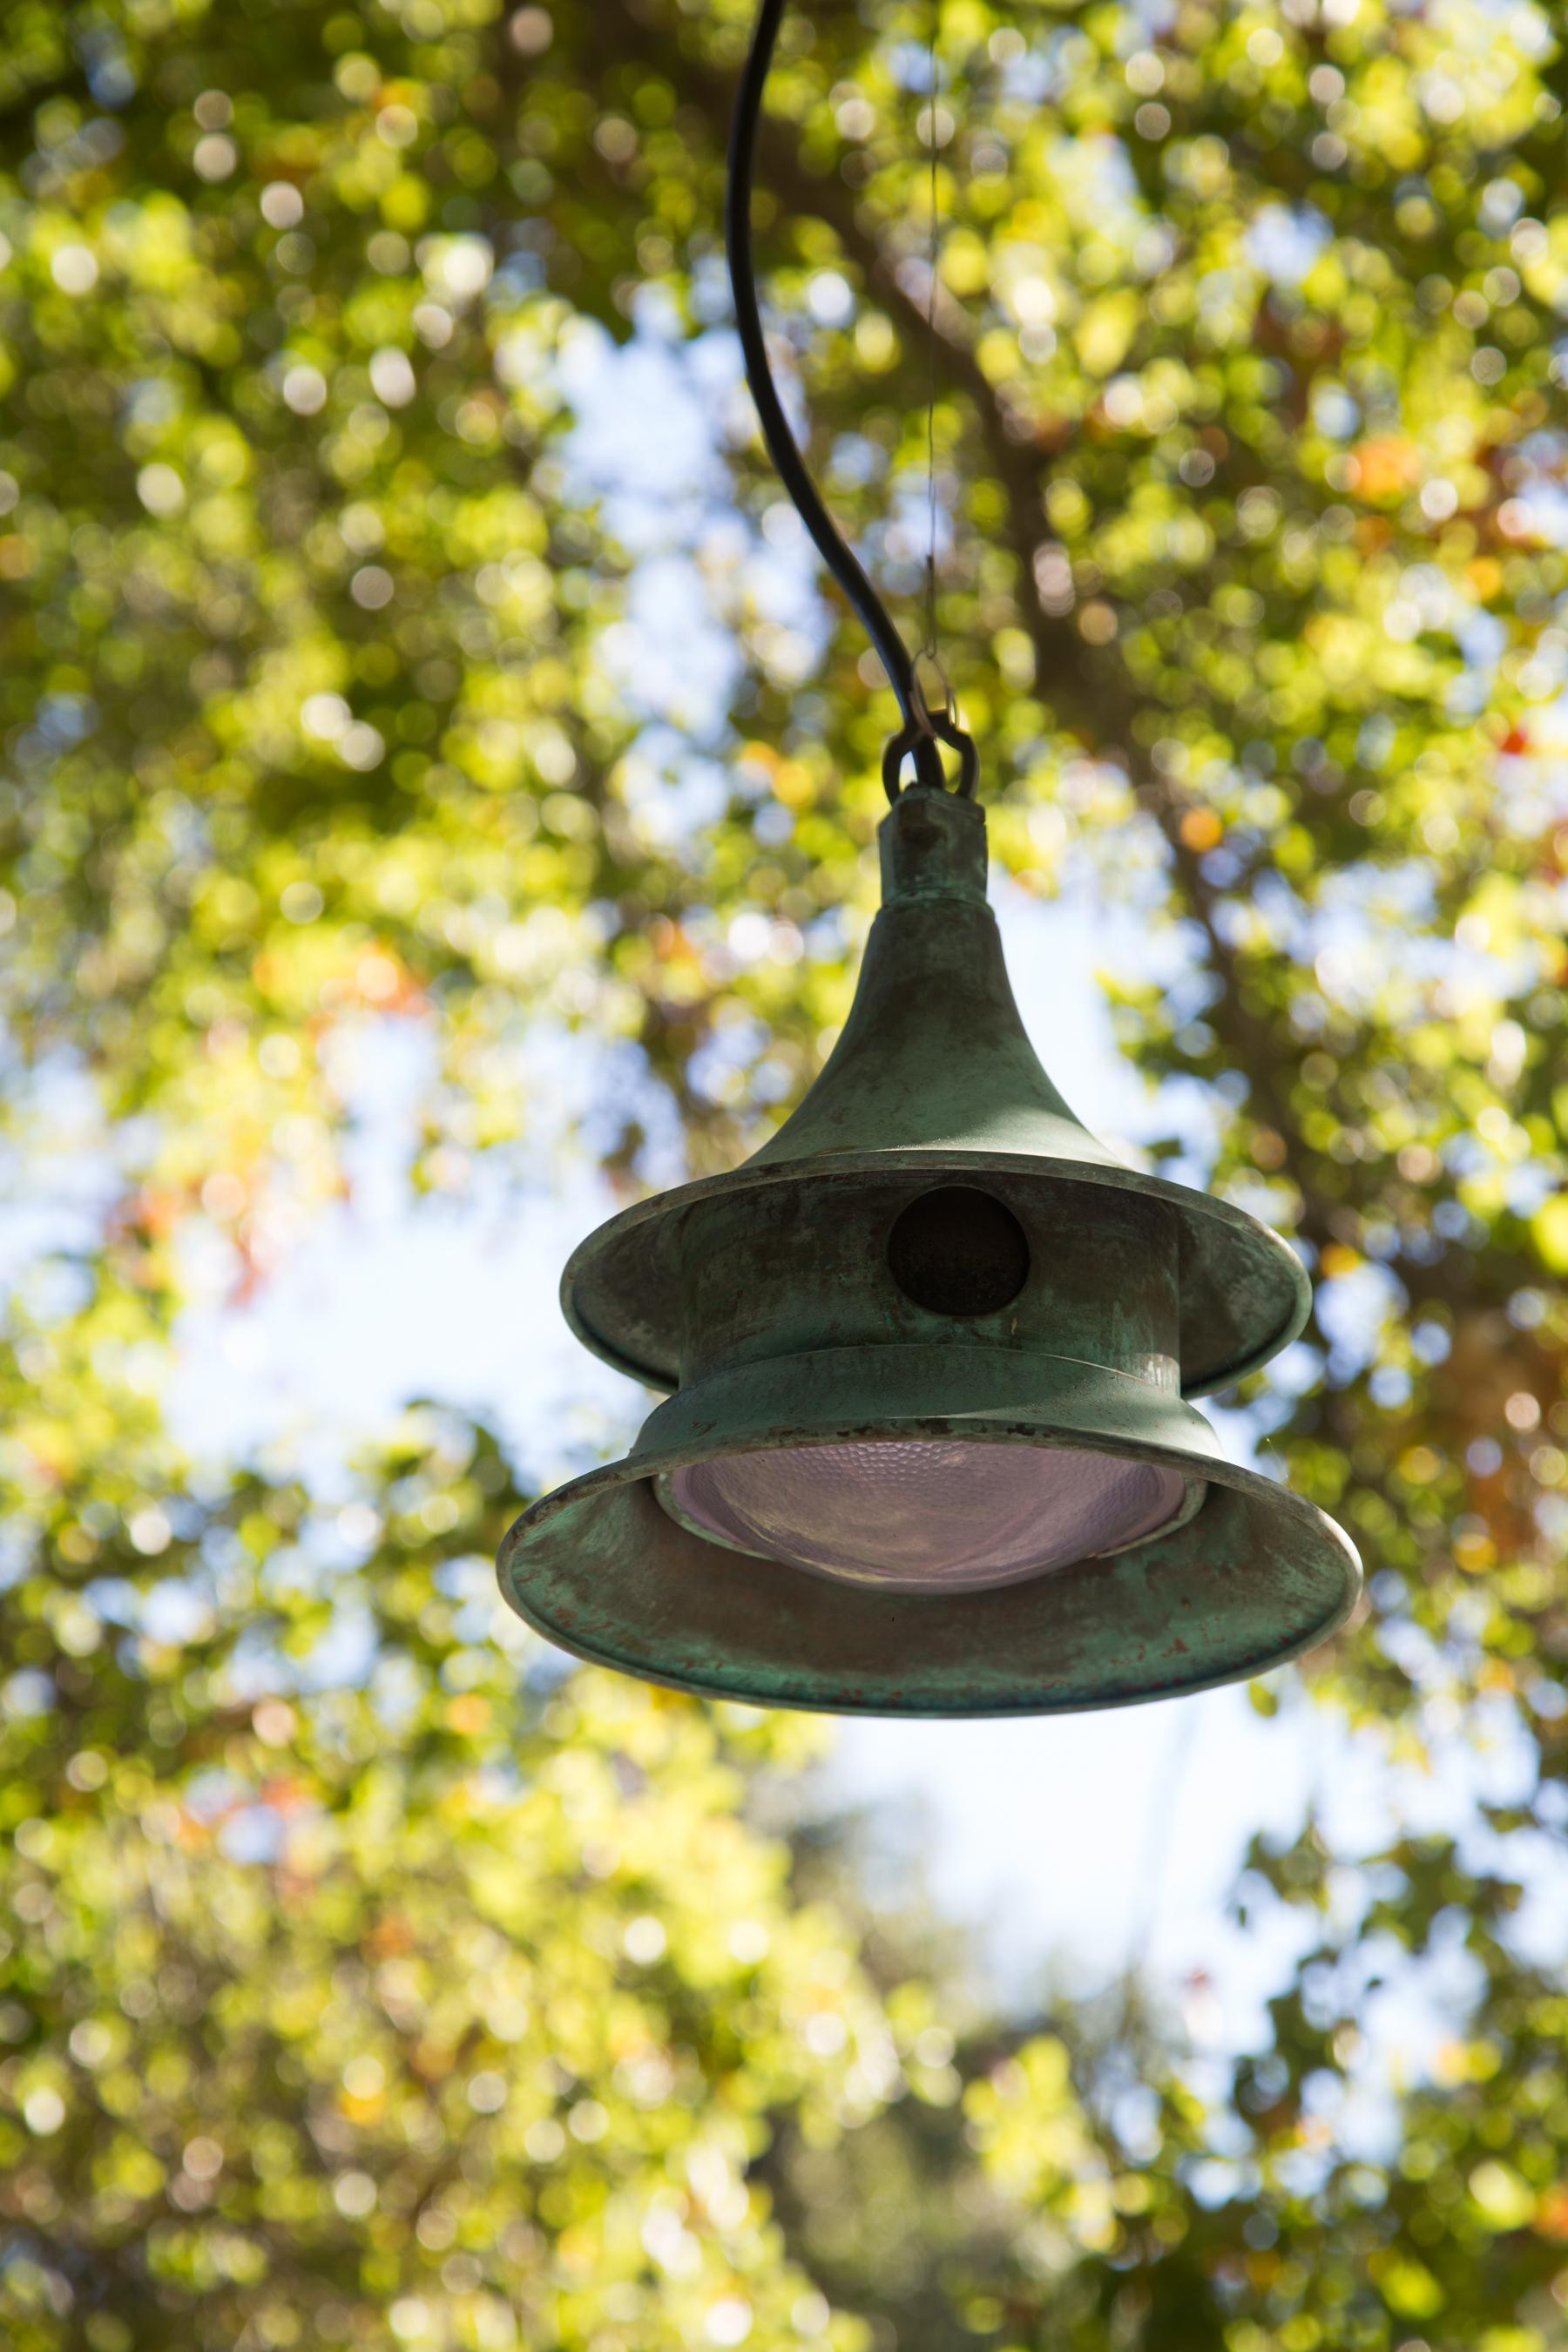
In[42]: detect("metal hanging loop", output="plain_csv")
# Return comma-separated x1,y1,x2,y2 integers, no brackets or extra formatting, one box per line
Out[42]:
882,708,980,802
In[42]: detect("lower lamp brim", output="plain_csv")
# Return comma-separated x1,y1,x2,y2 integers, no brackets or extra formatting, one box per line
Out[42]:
498,1406,1362,1718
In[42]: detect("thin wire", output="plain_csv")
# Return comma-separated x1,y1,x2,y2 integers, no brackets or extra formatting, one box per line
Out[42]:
1118,1702,1202,2042
727,0,976,794
923,4,940,680
916,6,957,730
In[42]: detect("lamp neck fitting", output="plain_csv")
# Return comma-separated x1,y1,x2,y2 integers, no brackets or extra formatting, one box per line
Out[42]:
879,778,987,908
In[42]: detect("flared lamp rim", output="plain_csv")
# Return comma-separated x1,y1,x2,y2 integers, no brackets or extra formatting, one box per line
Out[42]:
498,1401,1362,1718
562,1146,1311,1402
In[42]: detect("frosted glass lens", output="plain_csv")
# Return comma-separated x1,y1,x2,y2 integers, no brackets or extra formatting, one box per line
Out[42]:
671,1442,1189,1594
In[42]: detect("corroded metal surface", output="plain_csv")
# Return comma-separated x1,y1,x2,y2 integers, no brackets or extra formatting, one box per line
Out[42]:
498,1431,1360,1717
677,1178,1179,1392
499,781,1357,1716
563,789,1308,1401
634,1342,1219,1468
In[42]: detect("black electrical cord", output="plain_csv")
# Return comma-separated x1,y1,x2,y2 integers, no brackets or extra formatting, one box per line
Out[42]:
727,0,977,799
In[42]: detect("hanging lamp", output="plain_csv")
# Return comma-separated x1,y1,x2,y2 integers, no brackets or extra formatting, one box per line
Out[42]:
497,0,1361,1713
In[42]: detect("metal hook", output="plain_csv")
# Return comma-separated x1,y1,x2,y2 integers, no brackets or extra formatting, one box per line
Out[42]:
882,709,980,804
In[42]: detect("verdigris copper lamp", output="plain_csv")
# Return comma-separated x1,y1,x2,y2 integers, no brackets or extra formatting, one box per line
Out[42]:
497,0,1361,1713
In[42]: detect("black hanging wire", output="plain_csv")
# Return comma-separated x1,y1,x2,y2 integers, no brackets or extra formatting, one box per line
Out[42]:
727,0,977,800
915,3,949,728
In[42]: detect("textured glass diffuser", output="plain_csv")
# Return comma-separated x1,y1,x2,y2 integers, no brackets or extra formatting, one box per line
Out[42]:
670,1441,1191,1593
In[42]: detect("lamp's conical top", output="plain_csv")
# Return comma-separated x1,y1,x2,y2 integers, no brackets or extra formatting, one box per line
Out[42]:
747,783,1122,1175
565,782,1308,1399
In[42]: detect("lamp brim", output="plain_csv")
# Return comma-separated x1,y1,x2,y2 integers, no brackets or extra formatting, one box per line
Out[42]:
563,1150,1310,1404
499,1398,1361,1718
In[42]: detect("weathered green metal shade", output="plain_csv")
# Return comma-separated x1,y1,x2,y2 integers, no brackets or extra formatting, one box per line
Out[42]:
498,782,1361,1714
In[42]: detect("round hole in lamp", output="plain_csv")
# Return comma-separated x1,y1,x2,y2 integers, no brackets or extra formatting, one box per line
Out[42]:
886,1186,1030,1319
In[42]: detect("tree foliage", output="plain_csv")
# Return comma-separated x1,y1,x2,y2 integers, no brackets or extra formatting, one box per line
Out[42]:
6,0,1568,2346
